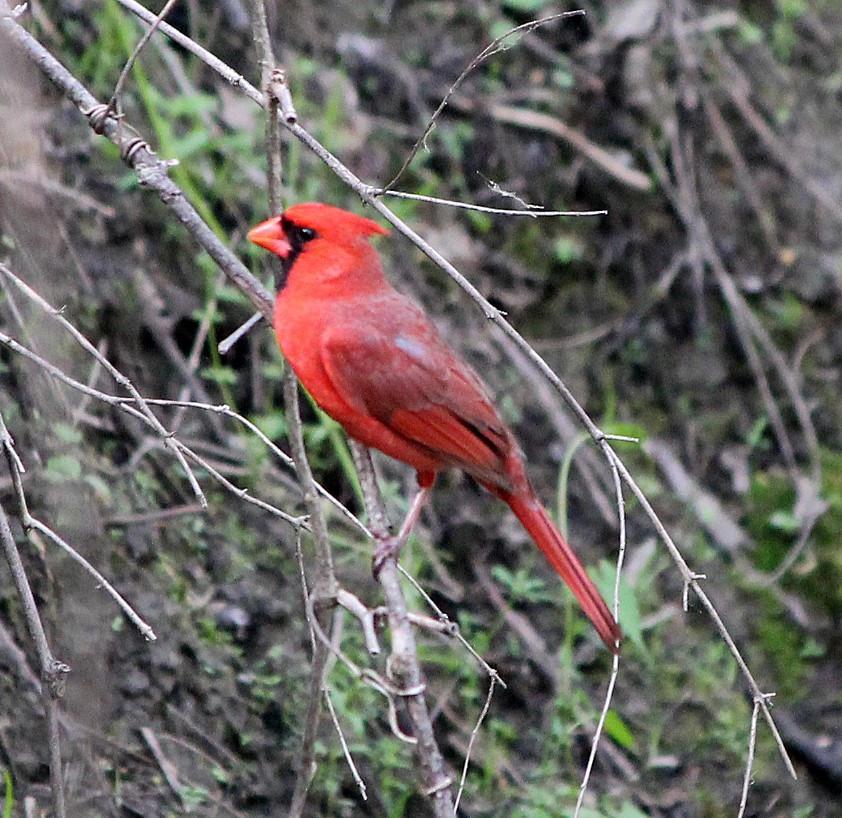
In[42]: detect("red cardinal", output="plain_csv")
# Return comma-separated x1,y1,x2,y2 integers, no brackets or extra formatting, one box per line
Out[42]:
248,202,621,652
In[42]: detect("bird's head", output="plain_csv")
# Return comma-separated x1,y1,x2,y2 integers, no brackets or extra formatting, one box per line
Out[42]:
248,202,388,260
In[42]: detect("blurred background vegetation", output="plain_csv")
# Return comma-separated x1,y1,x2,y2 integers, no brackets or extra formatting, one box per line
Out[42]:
1,0,841,815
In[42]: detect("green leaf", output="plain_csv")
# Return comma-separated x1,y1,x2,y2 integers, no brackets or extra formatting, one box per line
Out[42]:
603,709,635,750
738,21,764,45
84,474,113,504
171,128,212,160
45,454,82,482
502,0,547,13
616,803,649,818
553,236,583,264
53,423,83,444
745,415,768,448
769,509,799,533
201,365,238,385
253,412,286,440
602,421,646,444
492,564,554,604
2,768,13,818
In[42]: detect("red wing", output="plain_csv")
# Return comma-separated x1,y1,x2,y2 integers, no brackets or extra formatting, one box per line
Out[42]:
321,318,514,483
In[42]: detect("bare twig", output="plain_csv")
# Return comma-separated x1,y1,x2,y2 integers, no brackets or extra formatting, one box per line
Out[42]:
0,262,207,509
737,696,764,818
574,448,626,817
28,521,156,641
139,727,185,805
324,689,367,801
107,0,180,117
248,6,342,814
453,676,496,815
381,11,585,192
350,442,455,815
0,12,274,320
114,398,367,534
379,189,606,218
0,496,68,818
0,329,307,527
614,453,796,779
397,565,505,689
218,312,263,354
336,588,380,655
290,531,334,818
1,406,156,641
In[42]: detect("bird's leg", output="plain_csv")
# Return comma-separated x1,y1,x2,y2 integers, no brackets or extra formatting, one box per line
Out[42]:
372,487,431,578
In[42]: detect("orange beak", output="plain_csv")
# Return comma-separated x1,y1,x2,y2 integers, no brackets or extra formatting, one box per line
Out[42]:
247,217,292,258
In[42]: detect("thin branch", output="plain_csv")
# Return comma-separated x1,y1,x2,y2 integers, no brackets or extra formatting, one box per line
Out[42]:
0,329,307,527
574,449,626,817
0,12,274,320
397,565,505,689
379,189,606,218
2,398,156,640
737,696,764,818
0,262,207,509
172,437,305,526
350,442,455,815
381,11,585,192
324,689,367,802
107,0,180,117
0,492,68,818
248,6,343,814
218,312,263,354
289,531,334,818
453,676,496,815
336,588,381,656
613,452,796,779
28,521,156,641
139,727,185,806
113,397,368,535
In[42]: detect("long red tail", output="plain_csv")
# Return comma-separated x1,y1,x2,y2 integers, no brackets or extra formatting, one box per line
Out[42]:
504,491,622,653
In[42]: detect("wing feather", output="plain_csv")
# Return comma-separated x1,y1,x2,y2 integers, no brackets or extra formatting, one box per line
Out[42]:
320,307,514,485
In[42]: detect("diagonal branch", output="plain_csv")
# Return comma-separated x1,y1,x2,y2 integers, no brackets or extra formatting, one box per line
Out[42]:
349,442,455,815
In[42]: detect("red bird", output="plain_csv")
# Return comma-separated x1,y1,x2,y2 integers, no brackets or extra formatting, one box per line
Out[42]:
248,202,621,652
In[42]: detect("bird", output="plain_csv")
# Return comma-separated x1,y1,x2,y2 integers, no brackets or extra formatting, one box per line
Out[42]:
248,202,621,652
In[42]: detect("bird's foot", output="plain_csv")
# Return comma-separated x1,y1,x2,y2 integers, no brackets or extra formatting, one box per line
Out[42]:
371,486,432,580
372,536,403,579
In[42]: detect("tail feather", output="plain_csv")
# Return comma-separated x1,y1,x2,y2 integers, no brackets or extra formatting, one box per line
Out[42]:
505,491,622,653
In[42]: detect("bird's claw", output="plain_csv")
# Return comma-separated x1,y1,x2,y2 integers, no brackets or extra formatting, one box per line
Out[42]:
372,536,401,579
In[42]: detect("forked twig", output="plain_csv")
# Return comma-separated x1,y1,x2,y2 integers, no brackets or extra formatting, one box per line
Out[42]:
0,328,306,527
350,442,455,815
380,189,606,218
0,477,68,818
397,564,505,689
290,530,333,818
106,0,179,119
0,261,207,508
1,412,155,640
380,11,584,192
737,696,766,818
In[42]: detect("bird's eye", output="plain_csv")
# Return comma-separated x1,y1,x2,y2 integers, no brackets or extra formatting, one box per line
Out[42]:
298,226,316,242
